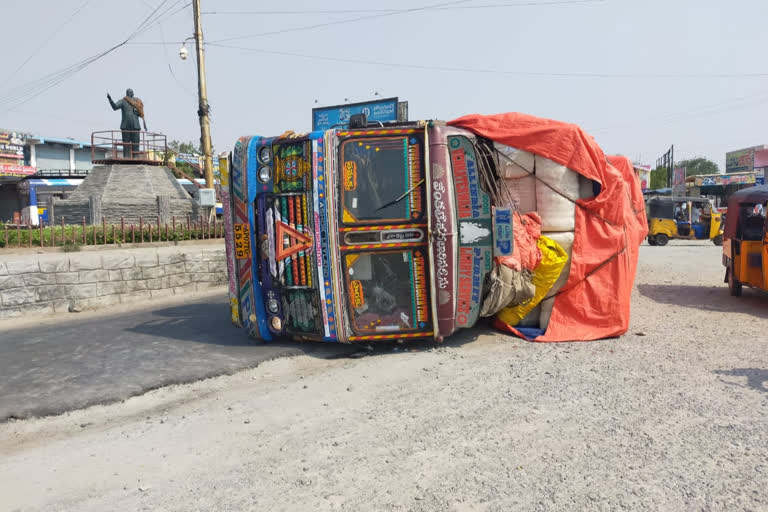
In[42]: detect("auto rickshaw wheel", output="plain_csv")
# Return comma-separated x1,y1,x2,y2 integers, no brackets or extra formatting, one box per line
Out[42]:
647,235,658,246
713,234,723,246
655,233,669,246
728,266,742,297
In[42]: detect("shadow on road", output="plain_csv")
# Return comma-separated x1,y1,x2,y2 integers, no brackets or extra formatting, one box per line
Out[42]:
126,298,492,359
637,284,768,319
714,368,768,393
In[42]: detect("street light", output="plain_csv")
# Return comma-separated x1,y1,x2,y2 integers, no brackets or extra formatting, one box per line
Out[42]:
177,1,214,192
178,36,194,61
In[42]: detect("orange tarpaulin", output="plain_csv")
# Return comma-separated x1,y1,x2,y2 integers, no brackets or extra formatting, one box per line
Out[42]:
448,113,647,342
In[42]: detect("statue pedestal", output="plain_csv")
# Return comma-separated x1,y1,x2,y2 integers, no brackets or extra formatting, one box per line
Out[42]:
51,164,200,225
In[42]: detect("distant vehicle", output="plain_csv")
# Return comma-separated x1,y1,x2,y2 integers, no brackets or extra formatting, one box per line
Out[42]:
722,185,768,296
646,196,723,246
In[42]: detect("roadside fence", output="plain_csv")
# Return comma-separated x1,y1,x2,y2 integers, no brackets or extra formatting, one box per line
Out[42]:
0,215,224,249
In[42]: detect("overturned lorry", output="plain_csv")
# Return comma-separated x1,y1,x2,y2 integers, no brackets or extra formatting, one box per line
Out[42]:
221,112,647,343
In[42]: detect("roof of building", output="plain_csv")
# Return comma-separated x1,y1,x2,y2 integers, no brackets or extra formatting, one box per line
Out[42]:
24,135,92,148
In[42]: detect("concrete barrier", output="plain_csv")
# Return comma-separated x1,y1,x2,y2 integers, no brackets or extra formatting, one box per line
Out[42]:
0,243,226,320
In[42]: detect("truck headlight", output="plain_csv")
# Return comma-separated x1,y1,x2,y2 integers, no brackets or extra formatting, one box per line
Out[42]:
258,166,271,183
258,146,271,164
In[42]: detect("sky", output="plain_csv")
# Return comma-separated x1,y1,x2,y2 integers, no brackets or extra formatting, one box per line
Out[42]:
2,0,768,171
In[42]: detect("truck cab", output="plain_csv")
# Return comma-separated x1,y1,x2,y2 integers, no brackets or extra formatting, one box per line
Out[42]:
224,121,510,343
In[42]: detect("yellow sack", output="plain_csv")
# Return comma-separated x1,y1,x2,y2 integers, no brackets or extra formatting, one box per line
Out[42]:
496,235,569,327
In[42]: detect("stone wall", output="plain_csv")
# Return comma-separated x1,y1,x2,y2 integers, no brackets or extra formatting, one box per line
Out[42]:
49,200,90,224
0,244,226,320
51,198,200,225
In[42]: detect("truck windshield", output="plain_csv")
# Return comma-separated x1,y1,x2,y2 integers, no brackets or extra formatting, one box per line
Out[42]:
340,135,425,224
344,250,429,333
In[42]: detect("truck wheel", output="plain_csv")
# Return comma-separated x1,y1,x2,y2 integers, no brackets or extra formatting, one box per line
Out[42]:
655,233,669,246
712,234,723,246
647,236,658,246
728,267,742,297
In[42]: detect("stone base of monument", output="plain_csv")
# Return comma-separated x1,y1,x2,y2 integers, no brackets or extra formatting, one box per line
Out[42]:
50,165,201,225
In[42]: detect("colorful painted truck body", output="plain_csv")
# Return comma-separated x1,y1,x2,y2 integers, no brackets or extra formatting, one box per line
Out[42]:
223,121,512,343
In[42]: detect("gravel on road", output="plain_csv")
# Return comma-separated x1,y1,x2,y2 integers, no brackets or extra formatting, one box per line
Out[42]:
1,241,766,512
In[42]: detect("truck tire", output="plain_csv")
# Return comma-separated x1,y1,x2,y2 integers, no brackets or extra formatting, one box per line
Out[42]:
728,266,742,297
647,235,658,246
655,233,669,246
712,234,723,246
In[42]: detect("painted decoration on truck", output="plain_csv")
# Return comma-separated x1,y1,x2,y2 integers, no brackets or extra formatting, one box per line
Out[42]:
312,135,338,340
231,136,259,337
219,155,241,326
274,142,310,192
456,246,491,327
221,157,241,325
245,138,273,339
449,135,493,329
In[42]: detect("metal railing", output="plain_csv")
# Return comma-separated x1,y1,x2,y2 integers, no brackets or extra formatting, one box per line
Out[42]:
1,215,224,249
91,131,168,166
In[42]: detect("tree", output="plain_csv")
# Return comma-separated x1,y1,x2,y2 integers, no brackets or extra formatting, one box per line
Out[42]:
168,140,199,155
676,157,720,176
167,140,202,178
650,167,668,190
168,139,215,156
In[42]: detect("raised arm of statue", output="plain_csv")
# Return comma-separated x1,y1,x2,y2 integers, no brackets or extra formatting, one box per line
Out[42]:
108,94,121,111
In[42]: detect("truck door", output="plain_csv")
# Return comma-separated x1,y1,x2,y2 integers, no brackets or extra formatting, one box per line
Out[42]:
337,130,434,342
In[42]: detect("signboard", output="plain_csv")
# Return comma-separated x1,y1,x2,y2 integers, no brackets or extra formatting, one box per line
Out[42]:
672,166,686,196
233,223,251,259
492,207,513,257
0,131,25,159
695,173,756,187
632,163,652,191
0,163,36,177
726,147,756,173
312,97,400,131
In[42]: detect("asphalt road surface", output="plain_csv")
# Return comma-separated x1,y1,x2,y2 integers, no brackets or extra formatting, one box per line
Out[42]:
0,291,354,421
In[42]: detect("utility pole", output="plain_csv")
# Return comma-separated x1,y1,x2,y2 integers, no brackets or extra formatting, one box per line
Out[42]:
192,0,214,189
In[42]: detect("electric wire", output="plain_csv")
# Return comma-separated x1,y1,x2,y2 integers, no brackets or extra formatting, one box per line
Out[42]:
207,43,768,80
0,0,189,113
590,90,768,133
208,0,471,44
201,0,605,15
1,0,94,89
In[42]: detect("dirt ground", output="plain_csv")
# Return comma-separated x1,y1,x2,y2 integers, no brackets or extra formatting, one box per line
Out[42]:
1,241,767,512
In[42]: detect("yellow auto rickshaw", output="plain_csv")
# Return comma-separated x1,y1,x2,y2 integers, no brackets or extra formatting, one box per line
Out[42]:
646,196,723,246
722,186,768,296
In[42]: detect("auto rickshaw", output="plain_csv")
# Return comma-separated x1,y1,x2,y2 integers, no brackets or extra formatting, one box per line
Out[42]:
646,196,723,246
722,185,768,296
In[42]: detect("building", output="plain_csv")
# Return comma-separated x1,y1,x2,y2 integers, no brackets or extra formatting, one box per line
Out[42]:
0,130,35,222
0,129,108,223
725,145,768,174
679,145,768,207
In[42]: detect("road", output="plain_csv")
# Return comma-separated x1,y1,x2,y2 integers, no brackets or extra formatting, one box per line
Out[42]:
1,242,768,511
0,290,354,421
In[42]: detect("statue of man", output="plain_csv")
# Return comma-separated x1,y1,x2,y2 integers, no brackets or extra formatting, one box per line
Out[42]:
107,88,147,158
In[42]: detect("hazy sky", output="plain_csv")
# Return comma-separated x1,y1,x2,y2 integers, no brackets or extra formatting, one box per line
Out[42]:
2,0,767,170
